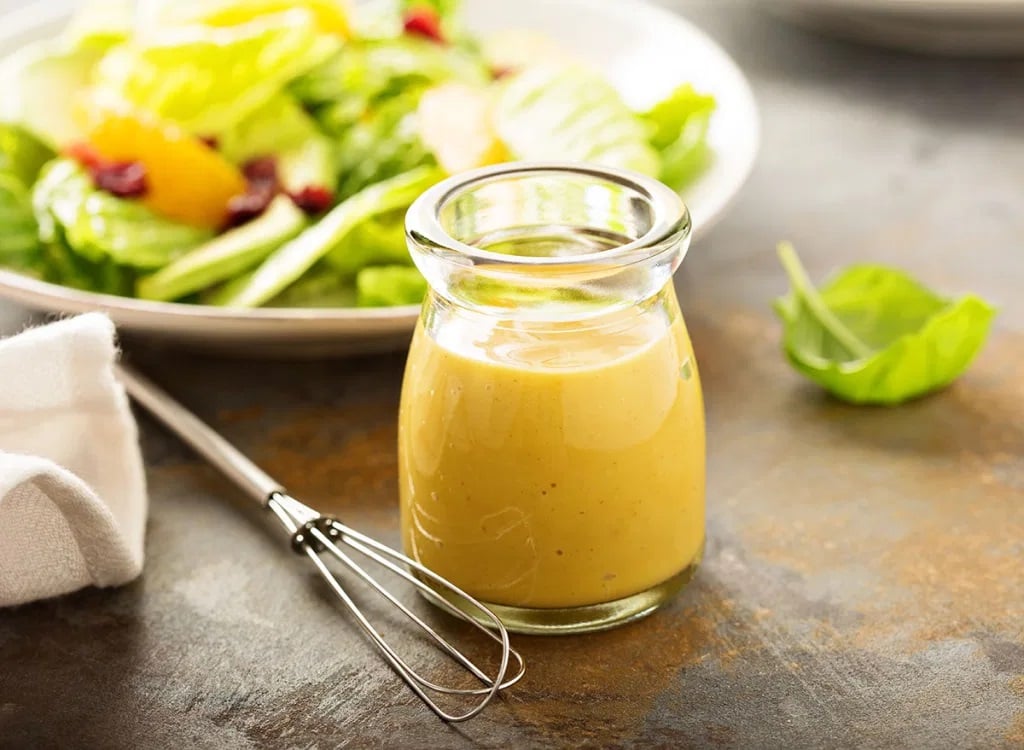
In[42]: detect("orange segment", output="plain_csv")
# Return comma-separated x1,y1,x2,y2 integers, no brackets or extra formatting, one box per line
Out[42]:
80,99,247,229
201,0,351,38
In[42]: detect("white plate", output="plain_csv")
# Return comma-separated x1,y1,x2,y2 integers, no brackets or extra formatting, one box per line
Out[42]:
0,0,759,357
762,0,1024,55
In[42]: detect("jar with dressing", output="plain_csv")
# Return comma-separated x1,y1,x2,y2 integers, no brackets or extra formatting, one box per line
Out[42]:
399,162,705,634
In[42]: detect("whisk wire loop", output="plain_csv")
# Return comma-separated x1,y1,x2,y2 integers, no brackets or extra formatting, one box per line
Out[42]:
269,492,524,722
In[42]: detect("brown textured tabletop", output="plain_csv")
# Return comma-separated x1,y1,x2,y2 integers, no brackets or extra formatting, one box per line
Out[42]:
2,2,1023,748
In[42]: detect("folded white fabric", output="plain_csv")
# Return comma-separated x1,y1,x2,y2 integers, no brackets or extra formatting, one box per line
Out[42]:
0,312,147,607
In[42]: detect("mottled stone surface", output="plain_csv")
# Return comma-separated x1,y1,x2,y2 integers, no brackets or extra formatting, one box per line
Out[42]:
1,2,1023,748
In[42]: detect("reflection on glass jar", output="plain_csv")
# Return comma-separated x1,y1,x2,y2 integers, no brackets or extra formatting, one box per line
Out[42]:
399,163,705,634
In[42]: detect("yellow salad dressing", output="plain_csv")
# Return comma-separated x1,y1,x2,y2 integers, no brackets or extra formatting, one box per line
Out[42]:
398,298,705,609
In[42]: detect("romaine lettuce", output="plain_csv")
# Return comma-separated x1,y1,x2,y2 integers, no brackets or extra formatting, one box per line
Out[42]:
33,159,212,270
217,92,337,192
0,124,55,189
137,195,307,301
333,96,435,198
493,64,660,177
93,10,340,136
325,212,410,277
291,37,487,114
642,84,716,190
38,232,135,296
217,93,322,164
0,174,42,272
356,265,426,307
214,165,440,307
263,263,357,307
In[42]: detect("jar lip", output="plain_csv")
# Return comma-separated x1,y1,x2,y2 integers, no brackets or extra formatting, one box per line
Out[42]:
405,160,692,267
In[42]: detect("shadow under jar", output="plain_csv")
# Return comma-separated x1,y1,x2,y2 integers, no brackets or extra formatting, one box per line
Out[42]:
399,162,705,635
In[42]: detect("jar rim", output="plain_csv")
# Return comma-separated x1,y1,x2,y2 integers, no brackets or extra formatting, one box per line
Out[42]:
405,161,692,268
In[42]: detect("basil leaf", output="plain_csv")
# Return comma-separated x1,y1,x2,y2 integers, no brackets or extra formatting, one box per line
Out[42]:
773,242,996,405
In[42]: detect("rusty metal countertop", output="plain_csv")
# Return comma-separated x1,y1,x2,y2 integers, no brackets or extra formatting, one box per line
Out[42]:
1,2,1023,748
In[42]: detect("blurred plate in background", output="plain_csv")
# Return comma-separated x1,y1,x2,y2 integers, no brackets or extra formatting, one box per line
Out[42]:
762,0,1024,55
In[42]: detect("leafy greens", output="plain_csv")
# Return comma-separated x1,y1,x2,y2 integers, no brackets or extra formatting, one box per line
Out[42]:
773,242,996,405
0,0,718,310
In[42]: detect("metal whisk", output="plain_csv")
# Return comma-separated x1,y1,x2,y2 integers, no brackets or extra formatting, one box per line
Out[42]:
116,363,524,723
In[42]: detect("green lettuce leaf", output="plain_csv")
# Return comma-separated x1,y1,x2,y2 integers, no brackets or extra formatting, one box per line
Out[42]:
0,121,51,270
92,10,339,135
263,263,357,308
217,93,337,192
217,93,321,164
290,38,487,197
137,195,307,301
324,211,409,276
290,37,487,172
279,136,338,194
641,84,716,190
356,265,426,307
333,96,436,199
0,124,55,188
773,242,997,405
0,173,42,271
493,64,660,176
291,37,487,114
33,159,212,270
213,165,441,307
38,232,135,295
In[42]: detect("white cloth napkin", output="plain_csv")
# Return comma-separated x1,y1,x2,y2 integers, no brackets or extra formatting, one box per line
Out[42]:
0,312,147,607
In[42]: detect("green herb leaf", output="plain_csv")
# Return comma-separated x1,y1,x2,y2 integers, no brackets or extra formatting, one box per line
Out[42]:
773,242,997,405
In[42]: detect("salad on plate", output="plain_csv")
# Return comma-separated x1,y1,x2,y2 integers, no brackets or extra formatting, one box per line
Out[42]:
0,0,717,309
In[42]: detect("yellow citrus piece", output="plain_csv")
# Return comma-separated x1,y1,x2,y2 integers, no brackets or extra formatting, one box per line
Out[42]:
416,83,508,175
200,0,351,38
79,99,247,229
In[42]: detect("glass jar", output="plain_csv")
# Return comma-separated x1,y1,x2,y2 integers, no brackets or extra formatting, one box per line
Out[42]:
399,162,705,635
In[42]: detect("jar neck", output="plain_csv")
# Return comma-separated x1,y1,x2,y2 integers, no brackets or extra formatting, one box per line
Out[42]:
404,162,693,323
421,280,681,341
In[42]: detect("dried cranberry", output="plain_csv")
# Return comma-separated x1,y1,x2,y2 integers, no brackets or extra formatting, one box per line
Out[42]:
290,185,334,215
224,156,284,227
242,156,278,188
92,161,148,198
403,7,444,43
225,184,276,227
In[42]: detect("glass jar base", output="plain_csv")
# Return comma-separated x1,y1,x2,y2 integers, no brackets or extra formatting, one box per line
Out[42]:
418,551,702,636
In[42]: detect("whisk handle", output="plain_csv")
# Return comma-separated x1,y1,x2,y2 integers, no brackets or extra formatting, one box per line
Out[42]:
115,362,281,505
